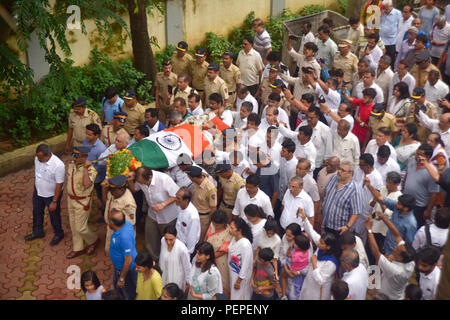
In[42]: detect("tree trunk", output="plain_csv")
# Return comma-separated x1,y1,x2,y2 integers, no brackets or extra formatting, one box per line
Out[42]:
127,0,157,88
346,0,366,19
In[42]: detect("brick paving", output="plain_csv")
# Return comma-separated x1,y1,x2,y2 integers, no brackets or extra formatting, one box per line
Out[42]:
0,154,146,300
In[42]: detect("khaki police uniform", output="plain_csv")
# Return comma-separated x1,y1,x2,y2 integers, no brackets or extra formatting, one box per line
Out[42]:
190,60,209,92
407,100,438,142
101,125,127,147
204,75,229,107
369,113,398,139
279,92,291,116
218,172,245,221
104,188,136,252
68,108,102,147
171,52,194,76
332,51,359,84
410,63,441,89
122,102,145,135
192,174,217,241
219,63,242,106
259,77,273,108
155,71,178,124
66,162,98,252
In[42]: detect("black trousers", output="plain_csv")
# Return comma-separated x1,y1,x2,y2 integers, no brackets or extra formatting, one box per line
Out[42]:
32,188,64,237
247,84,259,97
385,45,397,69
414,205,427,229
133,190,144,225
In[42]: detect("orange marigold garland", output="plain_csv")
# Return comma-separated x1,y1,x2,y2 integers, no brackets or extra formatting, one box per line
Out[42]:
107,149,142,178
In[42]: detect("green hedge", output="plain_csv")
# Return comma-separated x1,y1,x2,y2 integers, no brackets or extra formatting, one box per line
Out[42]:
0,49,152,146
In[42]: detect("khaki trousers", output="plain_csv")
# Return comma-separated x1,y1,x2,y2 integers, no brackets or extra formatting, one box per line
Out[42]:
199,214,211,243
68,198,98,252
145,216,177,261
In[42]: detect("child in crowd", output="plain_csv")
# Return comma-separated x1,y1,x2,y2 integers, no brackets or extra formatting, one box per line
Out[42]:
256,218,281,280
280,233,310,300
404,284,423,300
81,270,106,300
331,279,350,300
251,248,277,300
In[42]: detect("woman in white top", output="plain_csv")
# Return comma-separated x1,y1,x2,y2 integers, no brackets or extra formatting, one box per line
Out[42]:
188,242,223,300
387,82,411,119
256,218,281,278
244,204,267,254
228,217,254,300
394,123,421,171
159,225,191,291
297,209,341,300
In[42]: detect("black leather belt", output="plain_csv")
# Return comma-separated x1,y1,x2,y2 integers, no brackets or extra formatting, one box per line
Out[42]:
221,202,234,209
199,212,210,216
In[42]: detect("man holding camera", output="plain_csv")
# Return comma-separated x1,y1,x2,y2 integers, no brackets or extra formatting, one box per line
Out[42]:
407,87,438,142
287,35,321,82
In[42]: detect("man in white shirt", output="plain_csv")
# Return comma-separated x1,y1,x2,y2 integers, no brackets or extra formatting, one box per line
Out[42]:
305,72,341,125
365,216,416,300
25,144,65,245
259,126,283,169
332,119,361,168
389,59,416,100
278,139,298,202
340,231,370,269
280,176,314,229
277,123,317,171
365,127,397,162
417,112,450,157
360,33,383,72
287,36,321,82
340,249,368,300
430,15,450,66
128,167,179,260
375,55,395,105
260,96,290,131
232,174,274,219
395,5,414,54
295,159,321,219
424,70,449,115
188,93,204,116
236,36,265,96
175,187,200,255
416,245,442,300
316,25,338,70
413,207,449,250
298,22,315,54
235,85,259,114
374,145,401,183
320,102,355,134
354,70,385,104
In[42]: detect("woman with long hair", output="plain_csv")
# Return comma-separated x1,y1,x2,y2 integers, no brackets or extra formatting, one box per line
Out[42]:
228,217,254,300
244,204,267,253
135,252,163,300
394,123,421,171
387,81,411,119
158,225,191,292
205,210,232,297
188,242,223,300
297,209,341,300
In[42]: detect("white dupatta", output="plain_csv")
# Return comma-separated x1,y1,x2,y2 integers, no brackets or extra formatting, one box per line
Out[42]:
159,238,191,291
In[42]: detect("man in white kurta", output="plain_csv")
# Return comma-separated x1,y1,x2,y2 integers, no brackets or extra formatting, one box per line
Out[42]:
280,177,314,230
341,249,368,300
159,237,191,291
175,187,201,255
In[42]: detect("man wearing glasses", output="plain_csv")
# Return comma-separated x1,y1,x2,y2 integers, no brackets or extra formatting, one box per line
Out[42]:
322,161,363,238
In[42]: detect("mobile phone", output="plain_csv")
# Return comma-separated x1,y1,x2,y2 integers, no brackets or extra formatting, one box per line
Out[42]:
167,85,173,94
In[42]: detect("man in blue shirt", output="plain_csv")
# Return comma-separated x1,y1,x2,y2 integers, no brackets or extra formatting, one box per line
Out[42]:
83,123,107,221
379,0,402,68
364,177,417,255
102,86,124,124
109,209,138,300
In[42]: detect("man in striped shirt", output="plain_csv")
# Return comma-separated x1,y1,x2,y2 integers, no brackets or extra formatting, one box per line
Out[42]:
252,18,272,64
322,161,363,237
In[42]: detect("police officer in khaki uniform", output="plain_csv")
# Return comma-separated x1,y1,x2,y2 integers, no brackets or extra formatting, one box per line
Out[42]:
155,58,178,125
66,146,100,259
407,87,438,142
204,63,230,108
169,73,201,108
332,39,358,85
270,79,291,115
184,166,217,241
101,112,128,147
121,90,145,136
220,50,242,107
65,97,102,153
190,48,209,102
101,175,136,253
216,163,245,222
256,64,279,108
171,41,194,76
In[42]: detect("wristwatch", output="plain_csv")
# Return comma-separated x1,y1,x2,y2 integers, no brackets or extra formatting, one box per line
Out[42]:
368,229,373,234
119,277,125,282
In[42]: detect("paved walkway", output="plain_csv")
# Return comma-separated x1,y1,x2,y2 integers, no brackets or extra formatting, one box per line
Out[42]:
0,154,145,300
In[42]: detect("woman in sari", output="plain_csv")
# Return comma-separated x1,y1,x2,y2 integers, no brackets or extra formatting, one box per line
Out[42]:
387,82,411,120
205,210,232,297
394,123,421,171
159,225,191,292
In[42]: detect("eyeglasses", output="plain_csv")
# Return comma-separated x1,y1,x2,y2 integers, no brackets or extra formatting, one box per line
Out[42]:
337,167,351,173
72,152,83,158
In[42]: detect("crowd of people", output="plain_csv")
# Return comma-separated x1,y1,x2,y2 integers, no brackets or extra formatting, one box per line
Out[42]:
25,0,450,300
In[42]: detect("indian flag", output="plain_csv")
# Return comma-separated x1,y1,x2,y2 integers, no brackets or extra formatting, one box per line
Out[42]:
128,124,212,169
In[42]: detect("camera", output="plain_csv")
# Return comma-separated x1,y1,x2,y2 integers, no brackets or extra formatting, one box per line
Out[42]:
280,64,288,72
289,34,300,40
318,95,326,104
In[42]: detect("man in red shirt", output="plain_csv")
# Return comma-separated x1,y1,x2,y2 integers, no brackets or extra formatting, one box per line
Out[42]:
343,88,377,147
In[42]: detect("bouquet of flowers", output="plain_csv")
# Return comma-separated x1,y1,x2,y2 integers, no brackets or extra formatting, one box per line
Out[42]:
107,149,142,178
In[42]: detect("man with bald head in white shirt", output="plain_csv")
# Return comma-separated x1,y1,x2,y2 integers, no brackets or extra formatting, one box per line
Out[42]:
341,248,368,300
